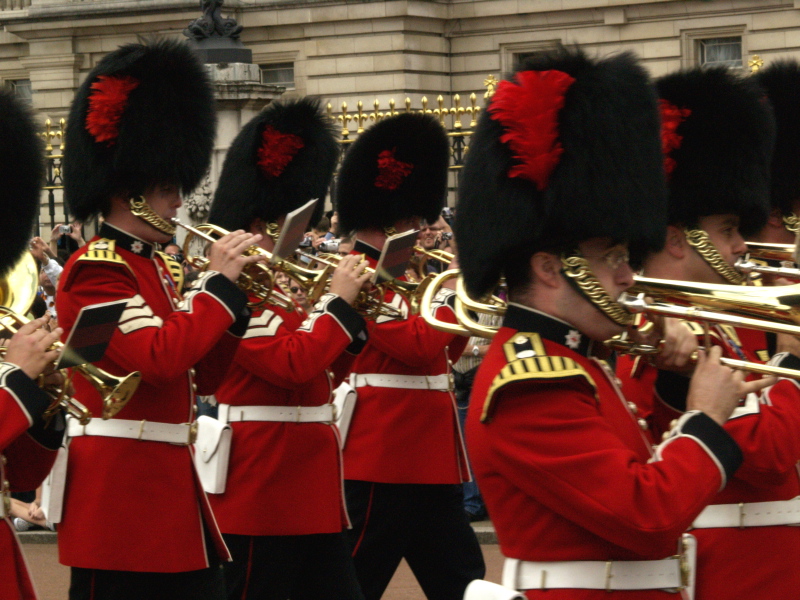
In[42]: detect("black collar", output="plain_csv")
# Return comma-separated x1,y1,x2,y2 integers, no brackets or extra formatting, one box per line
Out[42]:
503,303,594,358
99,223,156,259
354,240,382,262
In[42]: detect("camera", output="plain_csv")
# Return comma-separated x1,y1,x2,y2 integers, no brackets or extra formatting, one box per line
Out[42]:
59,225,72,234
440,231,453,241
317,239,340,253
441,207,454,225
299,235,313,248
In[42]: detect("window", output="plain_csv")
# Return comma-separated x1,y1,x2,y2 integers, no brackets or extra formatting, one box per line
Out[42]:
6,79,32,103
260,63,294,89
698,37,742,69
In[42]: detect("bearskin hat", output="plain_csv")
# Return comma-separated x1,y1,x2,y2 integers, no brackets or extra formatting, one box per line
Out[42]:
0,91,44,275
455,46,668,298
656,66,774,236
208,97,339,232
335,112,449,234
755,60,800,216
63,38,216,221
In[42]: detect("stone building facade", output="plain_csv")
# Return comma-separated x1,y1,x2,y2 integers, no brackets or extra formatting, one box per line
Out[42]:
1,0,798,230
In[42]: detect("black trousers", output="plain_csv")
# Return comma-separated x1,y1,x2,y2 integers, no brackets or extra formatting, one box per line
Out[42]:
222,532,365,600
345,481,486,600
69,564,227,600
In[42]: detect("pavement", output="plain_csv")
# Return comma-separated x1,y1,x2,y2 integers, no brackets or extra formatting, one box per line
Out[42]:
19,521,503,600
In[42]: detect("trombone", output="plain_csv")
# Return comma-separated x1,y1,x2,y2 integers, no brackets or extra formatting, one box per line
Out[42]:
419,269,800,379
0,254,141,423
737,242,800,281
413,246,455,266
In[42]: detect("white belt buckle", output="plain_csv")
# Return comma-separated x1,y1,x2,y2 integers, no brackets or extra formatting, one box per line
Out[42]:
137,419,147,441
605,561,613,592
739,502,746,529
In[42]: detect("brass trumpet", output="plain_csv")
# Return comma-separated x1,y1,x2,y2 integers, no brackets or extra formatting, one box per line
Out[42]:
413,246,455,266
300,251,426,319
172,219,304,311
737,242,800,281
0,254,141,422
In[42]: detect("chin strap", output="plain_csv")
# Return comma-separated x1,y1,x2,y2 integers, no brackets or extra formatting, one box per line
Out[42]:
783,213,800,234
560,254,634,327
264,221,281,243
129,197,176,236
684,228,744,285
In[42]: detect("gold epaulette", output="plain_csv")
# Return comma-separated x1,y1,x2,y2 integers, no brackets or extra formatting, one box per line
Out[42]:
156,251,185,294
77,239,128,268
480,332,596,422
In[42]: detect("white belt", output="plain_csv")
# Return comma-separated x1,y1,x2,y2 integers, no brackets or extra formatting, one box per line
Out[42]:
502,556,687,592
218,403,336,424
67,418,197,446
350,373,452,391
692,498,800,529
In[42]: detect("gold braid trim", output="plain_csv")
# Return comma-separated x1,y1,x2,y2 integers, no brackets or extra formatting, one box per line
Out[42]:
383,226,398,237
783,213,800,234
684,229,744,285
264,222,281,243
560,255,633,327
129,197,176,236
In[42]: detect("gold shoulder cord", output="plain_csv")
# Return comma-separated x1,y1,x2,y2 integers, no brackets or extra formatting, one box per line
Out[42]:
683,229,744,285
129,196,177,236
560,255,633,326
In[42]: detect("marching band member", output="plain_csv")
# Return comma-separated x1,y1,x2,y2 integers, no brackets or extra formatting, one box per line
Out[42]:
457,46,769,599
753,60,800,245
0,89,68,600
56,39,261,600
618,66,800,600
206,97,370,600
336,112,486,600
618,68,800,600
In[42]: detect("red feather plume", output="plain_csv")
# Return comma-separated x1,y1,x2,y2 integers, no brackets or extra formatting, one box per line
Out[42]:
659,99,691,177
375,148,414,191
85,75,140,146
257,125,305,178
487,69,576,191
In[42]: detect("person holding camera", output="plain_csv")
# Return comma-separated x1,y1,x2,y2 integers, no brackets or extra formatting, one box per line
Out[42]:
49,222,85,259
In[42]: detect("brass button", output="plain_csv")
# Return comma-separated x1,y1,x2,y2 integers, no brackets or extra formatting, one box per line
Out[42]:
192,383,198,392
193,405,198,414
638,418,648,431
189,368,196,377
627,402,639,415
0,454,6,466
662,431,670,441
669,419,679,429
2,480,8,491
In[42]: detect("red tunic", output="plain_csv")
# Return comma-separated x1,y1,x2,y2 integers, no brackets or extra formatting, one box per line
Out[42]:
55,223,249,572
0,363,61,600
469,304,743,599
342,243,469,484
210,291,366,536
618,325,800,600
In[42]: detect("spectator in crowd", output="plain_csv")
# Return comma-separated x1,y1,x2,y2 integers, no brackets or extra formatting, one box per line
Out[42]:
30,236,63,287
48,221,85,258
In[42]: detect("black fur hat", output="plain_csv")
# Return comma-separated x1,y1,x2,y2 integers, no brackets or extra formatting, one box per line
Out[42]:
208,97,339,232
455,46,668,297
63,38,216,221
0,91,44,275
335,112,449,233
657,66,774,236
755,60,800,216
